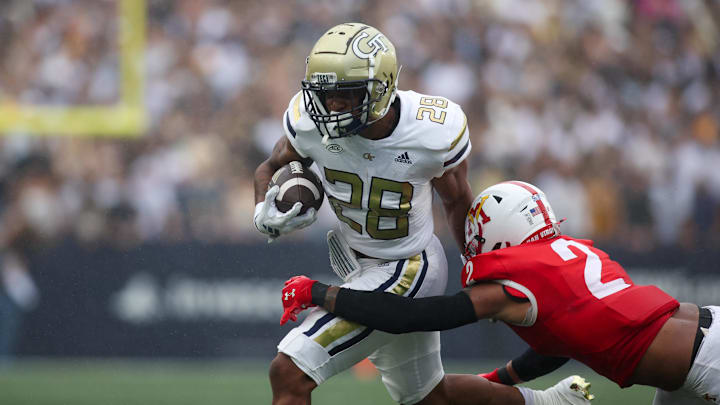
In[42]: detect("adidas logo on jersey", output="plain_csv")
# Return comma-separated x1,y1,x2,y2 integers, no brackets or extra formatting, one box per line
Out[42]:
395,152,412,164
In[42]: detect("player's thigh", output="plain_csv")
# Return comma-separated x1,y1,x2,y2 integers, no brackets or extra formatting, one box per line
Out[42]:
675,306,720,404
369,331,444,405
278,306,401,385
278,236,448,396
276,252,439,387
652,388,710,405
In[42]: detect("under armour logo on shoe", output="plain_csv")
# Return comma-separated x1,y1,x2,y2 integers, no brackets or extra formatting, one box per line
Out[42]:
395,152,412,164
284,289,296,301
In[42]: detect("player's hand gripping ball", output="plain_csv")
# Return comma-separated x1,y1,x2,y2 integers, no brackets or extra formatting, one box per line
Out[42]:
253,161,324,242
269,161,324,214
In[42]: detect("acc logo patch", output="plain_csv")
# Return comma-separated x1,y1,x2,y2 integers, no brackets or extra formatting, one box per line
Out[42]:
326,144,343,153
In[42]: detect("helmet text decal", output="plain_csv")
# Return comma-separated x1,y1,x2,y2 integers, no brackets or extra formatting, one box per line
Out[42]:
311,72,337,84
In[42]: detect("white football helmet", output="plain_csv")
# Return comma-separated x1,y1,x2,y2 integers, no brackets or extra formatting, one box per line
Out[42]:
463,181,561,261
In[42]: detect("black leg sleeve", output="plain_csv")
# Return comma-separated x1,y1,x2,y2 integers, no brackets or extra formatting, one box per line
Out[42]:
324,288,477,334
511,348,570,382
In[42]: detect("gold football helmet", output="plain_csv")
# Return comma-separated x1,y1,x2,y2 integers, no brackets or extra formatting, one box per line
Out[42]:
301,23,399,142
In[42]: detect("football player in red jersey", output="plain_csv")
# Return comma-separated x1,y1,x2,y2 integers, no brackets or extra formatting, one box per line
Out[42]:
281,181,720,404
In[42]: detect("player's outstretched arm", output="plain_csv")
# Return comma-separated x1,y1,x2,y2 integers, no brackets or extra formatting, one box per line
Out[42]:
279,275,478,331
319,284,478,333
481,348,569,385
280,276,534,333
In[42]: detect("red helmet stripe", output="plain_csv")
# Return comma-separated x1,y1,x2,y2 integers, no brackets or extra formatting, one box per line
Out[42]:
503,181,552,227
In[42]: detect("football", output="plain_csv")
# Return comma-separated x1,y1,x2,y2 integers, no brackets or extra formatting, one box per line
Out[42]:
269,161,325,214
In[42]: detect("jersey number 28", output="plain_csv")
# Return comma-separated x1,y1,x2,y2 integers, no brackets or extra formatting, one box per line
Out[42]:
324,167,413,240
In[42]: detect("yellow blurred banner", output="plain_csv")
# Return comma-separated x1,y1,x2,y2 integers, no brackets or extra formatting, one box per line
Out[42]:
0,0,147,137
0,105,146,137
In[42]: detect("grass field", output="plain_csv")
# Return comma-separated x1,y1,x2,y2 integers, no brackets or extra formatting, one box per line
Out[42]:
0,359,655,404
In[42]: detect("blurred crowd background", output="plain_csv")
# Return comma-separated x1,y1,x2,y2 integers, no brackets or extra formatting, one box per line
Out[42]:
0,0,719,360
1,0,719,251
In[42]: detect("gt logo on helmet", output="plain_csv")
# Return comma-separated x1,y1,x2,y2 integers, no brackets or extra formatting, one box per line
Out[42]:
302,23,399,141
352,32,389,59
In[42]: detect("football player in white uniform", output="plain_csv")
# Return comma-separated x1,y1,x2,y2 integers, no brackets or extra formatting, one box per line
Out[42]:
254,23,591,405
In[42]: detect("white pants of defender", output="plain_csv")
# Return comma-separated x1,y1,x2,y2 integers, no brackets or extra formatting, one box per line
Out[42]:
278,235,448,405
653,306,720,404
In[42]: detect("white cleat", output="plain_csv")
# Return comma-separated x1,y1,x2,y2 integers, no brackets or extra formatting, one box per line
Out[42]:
531,375,594,405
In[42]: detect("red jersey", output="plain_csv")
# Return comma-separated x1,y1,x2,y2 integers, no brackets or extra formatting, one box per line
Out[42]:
462,236,679,387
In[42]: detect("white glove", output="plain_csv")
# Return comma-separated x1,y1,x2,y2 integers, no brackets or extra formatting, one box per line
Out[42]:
254,185,317,243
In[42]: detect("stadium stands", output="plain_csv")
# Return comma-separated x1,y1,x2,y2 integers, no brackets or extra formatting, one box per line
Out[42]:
0,0,717,253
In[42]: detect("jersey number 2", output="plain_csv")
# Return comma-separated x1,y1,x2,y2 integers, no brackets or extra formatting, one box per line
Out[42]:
550,239,631,299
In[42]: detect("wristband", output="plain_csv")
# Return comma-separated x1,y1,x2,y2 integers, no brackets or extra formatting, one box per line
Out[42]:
496,366,515,385
311,282,329,306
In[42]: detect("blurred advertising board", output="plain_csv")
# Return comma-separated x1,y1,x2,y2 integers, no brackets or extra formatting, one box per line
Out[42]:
16,241,719,359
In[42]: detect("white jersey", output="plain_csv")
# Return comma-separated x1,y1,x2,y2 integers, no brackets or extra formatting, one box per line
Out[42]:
283,90,471,259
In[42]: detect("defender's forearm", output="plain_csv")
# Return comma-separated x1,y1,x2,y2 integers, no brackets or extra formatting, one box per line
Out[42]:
311,283,477,333
509,348,570,383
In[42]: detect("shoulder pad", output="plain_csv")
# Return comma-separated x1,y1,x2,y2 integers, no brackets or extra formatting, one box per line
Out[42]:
284,91,316,139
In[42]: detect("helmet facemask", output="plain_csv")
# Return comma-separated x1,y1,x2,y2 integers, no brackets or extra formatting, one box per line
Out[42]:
462,215,485,263
301,76,387,142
